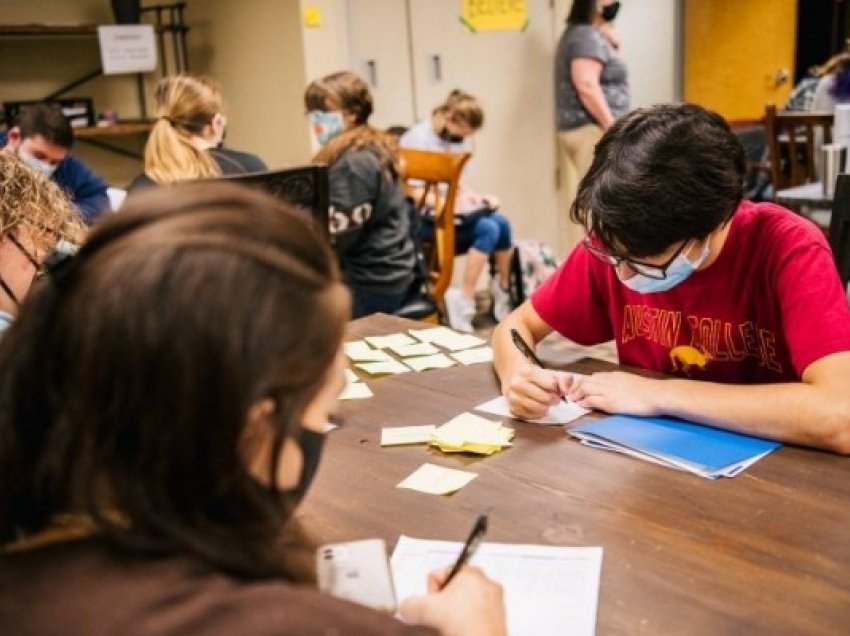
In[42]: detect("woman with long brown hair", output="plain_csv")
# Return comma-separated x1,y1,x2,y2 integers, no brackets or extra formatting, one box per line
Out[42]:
129,74,266,190
305,71,416,318
0,183,505,634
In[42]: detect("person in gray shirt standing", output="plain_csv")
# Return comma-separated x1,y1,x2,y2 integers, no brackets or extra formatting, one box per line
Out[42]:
556,0,630,240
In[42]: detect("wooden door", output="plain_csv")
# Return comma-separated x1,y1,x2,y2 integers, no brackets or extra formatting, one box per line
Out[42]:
346,0,417,129
684,0,797,121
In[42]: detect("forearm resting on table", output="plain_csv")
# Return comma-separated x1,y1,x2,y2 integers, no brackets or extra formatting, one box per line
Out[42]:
651,357,850,454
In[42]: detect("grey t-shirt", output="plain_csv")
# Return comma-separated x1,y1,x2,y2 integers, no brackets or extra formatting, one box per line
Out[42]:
555,24,630,131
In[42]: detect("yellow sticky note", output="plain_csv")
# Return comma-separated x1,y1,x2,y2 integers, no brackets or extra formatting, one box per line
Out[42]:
355,360,411,375
430,412,513,455
303,5,323,27
365,333,417,349
339,382,373,401
381,425,436,446
396,463,477,495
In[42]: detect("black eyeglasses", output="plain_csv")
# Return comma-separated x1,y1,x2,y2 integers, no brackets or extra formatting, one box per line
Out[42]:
582,236,692,280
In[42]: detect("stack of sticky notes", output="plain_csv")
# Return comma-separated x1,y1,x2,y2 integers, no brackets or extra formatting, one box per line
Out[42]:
382,413,513,456
430,412,514,455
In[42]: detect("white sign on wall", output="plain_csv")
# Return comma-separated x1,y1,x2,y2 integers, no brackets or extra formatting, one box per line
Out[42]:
97,25,157,75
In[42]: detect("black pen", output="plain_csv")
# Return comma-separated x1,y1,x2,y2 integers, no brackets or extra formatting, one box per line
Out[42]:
440,513,488,590
510,328,569,404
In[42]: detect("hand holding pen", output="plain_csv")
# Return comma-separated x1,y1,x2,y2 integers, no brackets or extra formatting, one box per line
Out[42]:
509,328,572,406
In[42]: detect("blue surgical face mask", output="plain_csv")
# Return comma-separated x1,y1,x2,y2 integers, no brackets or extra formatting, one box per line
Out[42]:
618,241,710,294
308,110,346,145
0,309,14,336
18,150,58,178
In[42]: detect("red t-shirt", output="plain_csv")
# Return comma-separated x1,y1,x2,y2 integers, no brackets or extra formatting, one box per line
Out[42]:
532,201,850,383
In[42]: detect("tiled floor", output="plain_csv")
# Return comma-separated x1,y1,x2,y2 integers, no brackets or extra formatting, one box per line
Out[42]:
472,293,618,365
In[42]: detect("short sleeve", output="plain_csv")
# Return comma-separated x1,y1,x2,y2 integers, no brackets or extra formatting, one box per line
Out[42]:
565,26,608,64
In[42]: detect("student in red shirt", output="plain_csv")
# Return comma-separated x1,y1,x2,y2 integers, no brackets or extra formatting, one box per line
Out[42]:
493,103,850,454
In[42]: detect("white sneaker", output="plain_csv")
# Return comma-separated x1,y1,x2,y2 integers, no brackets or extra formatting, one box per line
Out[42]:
443,288,476,333
490,278,513,322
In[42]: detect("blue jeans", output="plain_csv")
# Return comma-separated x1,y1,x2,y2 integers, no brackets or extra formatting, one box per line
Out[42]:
350,286,408,319
420,210,512,254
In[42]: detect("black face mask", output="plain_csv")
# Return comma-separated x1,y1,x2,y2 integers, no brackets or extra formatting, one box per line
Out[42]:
284,427,326,504
438,127,465,144
601,2,621,21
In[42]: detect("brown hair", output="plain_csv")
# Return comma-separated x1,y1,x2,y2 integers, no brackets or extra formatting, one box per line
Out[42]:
144,74,224,184
434,89,484,130
13,103,74,149
0,183,349,580
0,152,84,254
304,71,399,178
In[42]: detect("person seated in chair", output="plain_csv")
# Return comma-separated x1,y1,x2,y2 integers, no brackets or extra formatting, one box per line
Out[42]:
0,152,84,336
493,103,850,455
1,103,109,224
401,90,515,332
0,183,506,634
305,71,417,318
128,74,267,191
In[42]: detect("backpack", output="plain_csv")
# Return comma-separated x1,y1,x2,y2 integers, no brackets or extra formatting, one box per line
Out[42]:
508,239,559,306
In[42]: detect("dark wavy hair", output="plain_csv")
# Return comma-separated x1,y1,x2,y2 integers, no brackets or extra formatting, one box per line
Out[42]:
567,0,598,25
0,183,349,579
571,103,746,258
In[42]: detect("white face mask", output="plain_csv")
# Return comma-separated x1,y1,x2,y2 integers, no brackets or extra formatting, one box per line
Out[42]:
618,241,710,294
18,149,58,178
308,110,346,145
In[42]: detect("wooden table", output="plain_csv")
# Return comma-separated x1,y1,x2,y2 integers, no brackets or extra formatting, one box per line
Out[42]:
299,314,850,634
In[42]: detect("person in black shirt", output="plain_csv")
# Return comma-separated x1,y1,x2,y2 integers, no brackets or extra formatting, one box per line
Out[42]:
304,71,416,318
128,74,266,191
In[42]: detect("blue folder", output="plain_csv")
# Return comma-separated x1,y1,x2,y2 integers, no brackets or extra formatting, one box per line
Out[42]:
570,415,781,478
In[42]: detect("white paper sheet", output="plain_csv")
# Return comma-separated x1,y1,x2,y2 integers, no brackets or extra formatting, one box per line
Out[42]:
395,463,477,495
381,425,436,446
344,341,393,362
451,346,494,365
355,360,411,375
391,536,603,636
339,382,374,401
408,327,486,351
365,333,417,349
389,342,441,357
404,353,456,372
474,396,589,426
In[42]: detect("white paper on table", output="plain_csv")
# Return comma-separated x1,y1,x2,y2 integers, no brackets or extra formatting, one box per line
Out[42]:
451,346,494,365
339,382,374,401
381,425,436,446
364,333,417,350
355,360,411,375
408,327,486,351
404,353,456,372
391,536,603,636
474,395,589,425
344,368,360,384
388,342,441,357
395,463,477,495
408,326,458,343
344,341,393,362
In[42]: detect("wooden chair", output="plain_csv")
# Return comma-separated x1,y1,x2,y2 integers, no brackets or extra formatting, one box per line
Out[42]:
829,173,850,289
398,148,472,316
218,165,330,238
764,104,834,192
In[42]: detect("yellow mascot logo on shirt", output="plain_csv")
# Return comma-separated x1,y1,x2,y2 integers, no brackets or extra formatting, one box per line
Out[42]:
669,345,712,376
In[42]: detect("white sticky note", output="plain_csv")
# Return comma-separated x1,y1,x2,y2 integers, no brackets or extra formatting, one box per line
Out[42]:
355,360,411,375
344,341,392,362
389,342,441,357
344,369,360,384
408,326,458,343
474,395,589,425
404,353,456,372
381,425,436,446
396,463,478,495
339,382,374,401
451,346,494,365
365,333,417,349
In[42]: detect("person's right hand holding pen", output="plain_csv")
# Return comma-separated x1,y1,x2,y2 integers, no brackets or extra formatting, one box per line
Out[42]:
491,304,581,420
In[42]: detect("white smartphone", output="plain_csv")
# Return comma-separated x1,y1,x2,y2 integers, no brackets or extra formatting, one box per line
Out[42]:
316,538,397,613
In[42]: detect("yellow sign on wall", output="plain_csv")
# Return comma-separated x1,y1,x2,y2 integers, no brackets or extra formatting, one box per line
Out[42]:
461,0,529,33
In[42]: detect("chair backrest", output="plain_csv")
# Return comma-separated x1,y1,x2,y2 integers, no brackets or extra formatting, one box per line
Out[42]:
764,104,833,191
829,173,850,288
218,165,330,237
398,148,471,309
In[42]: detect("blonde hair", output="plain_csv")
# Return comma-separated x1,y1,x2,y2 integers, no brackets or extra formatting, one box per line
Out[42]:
0,153,84,253
434,89,484,130
144,75,224,185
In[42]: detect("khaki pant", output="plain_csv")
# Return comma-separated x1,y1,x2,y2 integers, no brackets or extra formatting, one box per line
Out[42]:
558,124,603,254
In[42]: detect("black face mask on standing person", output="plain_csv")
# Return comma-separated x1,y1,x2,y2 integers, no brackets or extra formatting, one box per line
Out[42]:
601,1,621,21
